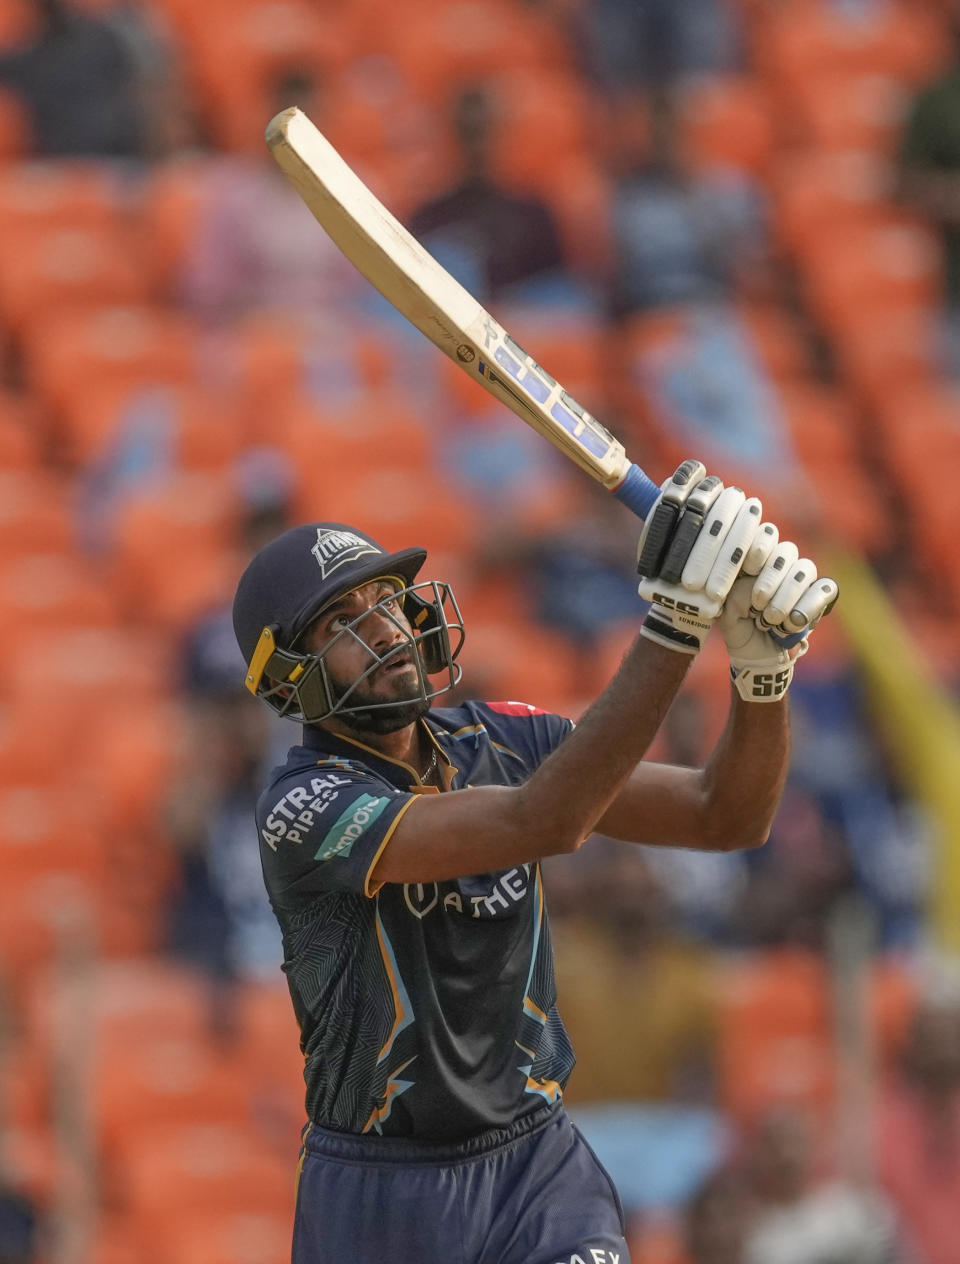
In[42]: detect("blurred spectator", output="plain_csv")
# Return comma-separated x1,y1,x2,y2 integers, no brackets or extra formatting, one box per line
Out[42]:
474,477,646,669
0,1177,40,1264
897,3,960,379
876,970,960,1264
165,451,294,990
550,844,730,1225
102,0,193,157
740,1106,903,1264
607,88,791,478
608,87,771,314
0,0,155,158
733,785,857,953
553,843,718,1105
637,691,751,944
180,67,367,324
787,672,929,952
575,0,745,95
408,83,589,308
683,1167,752,1264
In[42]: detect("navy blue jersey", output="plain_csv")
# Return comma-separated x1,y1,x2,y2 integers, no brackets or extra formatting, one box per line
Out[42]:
255,700,576,1142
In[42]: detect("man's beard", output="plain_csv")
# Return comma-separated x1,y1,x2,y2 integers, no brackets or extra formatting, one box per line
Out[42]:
328,667,430,735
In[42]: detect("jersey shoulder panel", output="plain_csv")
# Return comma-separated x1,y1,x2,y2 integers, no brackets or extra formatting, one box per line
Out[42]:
256,751,412,901
430,699,573,773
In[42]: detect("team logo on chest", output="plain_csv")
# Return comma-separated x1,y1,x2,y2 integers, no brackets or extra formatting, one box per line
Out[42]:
311,528,379,578
404,883,439,919
401,866,533,920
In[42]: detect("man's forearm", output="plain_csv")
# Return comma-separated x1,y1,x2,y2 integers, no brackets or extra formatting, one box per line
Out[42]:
700,688,791,848
512,635,693,852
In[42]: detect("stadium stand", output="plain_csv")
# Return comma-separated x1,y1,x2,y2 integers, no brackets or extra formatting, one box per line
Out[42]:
0,0,956,1260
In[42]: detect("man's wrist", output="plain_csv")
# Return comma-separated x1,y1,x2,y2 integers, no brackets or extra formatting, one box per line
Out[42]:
729,659,795,702
640,603,713,655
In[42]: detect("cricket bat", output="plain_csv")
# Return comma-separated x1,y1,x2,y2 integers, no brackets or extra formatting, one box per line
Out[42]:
265,107,661,521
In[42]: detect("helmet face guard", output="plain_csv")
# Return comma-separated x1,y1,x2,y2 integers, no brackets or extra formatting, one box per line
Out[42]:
244,578,464,724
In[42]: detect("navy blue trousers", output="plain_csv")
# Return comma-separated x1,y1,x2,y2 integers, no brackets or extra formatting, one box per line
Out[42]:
292,1103,631,1263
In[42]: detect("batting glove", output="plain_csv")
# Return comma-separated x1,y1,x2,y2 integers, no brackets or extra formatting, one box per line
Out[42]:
637,460,764,654
721,567,839,702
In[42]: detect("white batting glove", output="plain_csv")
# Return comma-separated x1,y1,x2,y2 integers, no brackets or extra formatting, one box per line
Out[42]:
637,460,764,653
721,568,839,702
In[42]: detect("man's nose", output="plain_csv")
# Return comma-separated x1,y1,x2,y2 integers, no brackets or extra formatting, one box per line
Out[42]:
358,604,403,648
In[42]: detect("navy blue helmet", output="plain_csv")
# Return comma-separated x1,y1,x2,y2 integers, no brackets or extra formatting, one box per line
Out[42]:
232,522,464,724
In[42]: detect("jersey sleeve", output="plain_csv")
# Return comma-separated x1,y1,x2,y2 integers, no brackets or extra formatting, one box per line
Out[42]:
482,701,574,771
257,765,416,899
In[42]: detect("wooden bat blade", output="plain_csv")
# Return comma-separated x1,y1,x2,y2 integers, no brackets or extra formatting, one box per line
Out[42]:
265,107,659,518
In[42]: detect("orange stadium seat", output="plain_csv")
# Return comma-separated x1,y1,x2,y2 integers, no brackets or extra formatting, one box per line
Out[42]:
798,221,942,345
754,0,948,86
0,548,118,629
457,616,583,718
676,75,775,177
272,394,434,479
534,151,614,277
770,148,894,255
830,303,941,411
0,159,130,234
108,471,239,628
95,1034,256,1152
0,88,30,161
0,874,101,1013
0,468,76,554
0,1123,58,1207
776,380,861,469
232,983,304,1078
296,466,476,560
0,390,45,469
872,382,960,492
716,948,835,1127
481,68,595,195
0,784,107,885
4,625,171,720
812,452,892,555
227,313,397,427
0,221,149,334
108,1121,295,1246
91,1218,147,1264
777,68,912,154
737,301,818,383
60,379,245,471
23,305,200,420
382,1,576,109
135,155,210,298
150,1207,293,1264
85,959,218,1048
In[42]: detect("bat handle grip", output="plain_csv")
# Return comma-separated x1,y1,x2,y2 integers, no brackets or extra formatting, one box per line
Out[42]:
611,464,661,520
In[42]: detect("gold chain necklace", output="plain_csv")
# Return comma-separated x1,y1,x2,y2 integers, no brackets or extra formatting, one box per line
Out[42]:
423,745,439,785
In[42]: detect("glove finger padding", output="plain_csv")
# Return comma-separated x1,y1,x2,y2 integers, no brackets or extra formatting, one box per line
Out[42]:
678,486,745,589
760,558,818,630
750,541,799,612
702,497,764,602
636,459,708,579
658,475,724,584
787,577,839,634
742,521,779,576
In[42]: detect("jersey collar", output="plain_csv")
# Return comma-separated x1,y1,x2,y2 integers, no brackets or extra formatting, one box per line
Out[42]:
300,721,453,792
